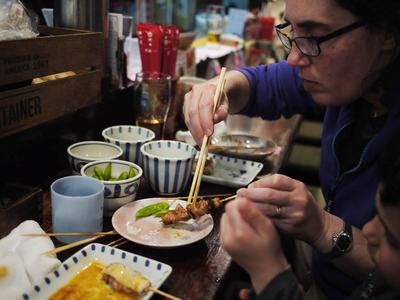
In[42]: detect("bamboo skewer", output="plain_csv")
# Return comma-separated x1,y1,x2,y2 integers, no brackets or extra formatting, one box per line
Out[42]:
159,193,232,201
24,231,116,237
188,68,227,205
111,239,129,248
107,237,125,247
148,287,181,300
43,235,104,255
220,195,236,203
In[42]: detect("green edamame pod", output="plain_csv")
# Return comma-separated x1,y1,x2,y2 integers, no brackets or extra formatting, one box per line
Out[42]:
135,202,170,219
118,171,129,180
94,167,104,180
103,163,112,181
128,166,136,178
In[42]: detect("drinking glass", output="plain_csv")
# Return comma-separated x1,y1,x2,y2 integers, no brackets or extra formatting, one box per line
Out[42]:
206,5,225,43
134,72,172,140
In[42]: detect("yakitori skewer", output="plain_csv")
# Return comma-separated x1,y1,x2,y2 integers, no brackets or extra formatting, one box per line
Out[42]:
24,231,117,237
43,231,115,255
161,194,236,225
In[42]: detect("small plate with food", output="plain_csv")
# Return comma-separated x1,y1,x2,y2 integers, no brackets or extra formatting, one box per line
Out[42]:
210,134,277,160
193,153,264,188
22,243,172,300
112,198,215,248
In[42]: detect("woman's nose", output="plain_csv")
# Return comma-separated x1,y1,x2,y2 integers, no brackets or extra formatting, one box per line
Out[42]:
286,42,311,67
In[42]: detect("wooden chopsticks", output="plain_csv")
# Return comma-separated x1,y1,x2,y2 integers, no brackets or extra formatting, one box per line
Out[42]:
188,68,227,205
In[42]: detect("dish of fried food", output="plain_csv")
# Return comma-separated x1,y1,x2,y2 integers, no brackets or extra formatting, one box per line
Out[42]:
49,261,136,300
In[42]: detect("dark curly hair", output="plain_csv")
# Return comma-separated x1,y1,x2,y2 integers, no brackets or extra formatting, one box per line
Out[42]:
336,0,400,91
377,140,400,206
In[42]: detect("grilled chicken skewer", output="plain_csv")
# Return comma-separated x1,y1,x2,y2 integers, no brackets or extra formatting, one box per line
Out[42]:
161,198,222,225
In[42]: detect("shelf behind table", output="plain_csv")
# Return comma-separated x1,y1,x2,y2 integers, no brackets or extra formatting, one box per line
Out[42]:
40,115,301,300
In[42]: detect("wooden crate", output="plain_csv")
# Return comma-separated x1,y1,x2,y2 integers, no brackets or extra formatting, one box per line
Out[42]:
0,26,103,138
0,26,103,86
0,70,101,138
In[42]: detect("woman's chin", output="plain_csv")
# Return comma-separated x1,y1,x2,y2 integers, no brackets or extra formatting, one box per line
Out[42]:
311,92,352,107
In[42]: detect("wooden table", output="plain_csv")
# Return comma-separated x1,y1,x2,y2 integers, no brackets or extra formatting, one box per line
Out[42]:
42,115,301,300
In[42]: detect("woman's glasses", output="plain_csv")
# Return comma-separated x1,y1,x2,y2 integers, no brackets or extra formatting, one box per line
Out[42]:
275,20,366,57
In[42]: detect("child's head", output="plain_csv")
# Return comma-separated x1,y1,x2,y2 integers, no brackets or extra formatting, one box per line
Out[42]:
362,143,400,289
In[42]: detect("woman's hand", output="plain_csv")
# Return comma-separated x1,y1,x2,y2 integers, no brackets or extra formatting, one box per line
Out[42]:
220,197,288,293
182,70,250,146
237,174,329,245
183,80,229,145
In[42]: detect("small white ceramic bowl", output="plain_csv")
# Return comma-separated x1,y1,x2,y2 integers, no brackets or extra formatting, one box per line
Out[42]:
140,140,196,195
67,141,123,175
102,125,155,166
81,159,143,216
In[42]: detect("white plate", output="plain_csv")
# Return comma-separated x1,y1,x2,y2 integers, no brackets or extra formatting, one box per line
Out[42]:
198,153,264,188
22,243,172,300
112,198,214,248
210,134,277,160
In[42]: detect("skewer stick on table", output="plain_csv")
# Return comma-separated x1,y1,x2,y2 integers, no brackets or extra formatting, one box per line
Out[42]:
188,68,227,205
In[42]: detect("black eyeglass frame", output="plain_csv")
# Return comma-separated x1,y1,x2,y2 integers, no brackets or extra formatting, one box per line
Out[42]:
275,20,366,57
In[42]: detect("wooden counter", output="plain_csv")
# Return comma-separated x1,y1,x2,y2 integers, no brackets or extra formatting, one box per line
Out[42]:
40,115,301,300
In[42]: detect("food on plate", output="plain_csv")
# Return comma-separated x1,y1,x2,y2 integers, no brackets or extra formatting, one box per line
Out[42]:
161,198,222,225
102,263,151,296
92,163,136,181
135,202,170,219
49,261,135,300
193,156,214,175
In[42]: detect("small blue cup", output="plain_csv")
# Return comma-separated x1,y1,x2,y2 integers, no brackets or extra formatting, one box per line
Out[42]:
51,176,104,243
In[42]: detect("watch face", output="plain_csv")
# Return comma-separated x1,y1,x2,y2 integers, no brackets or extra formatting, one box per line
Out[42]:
337,233,352,252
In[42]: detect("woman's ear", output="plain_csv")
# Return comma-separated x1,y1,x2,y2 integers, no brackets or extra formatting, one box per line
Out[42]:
382,33,397,51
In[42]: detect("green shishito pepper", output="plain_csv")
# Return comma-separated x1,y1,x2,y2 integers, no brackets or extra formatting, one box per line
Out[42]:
136,202,170,219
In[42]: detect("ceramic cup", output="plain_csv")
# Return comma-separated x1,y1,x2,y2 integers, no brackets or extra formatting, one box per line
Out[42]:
67,141,123,175
102,125,155,167
140,140,196,195
51,176,104,243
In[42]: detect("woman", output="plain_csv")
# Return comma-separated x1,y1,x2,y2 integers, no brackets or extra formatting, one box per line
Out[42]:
183,0,400,299
220,139,400,299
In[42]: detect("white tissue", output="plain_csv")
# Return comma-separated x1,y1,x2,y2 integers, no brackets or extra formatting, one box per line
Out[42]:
0,220,61,299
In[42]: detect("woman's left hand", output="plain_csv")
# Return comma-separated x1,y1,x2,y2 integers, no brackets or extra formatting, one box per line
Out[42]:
236,174,329,245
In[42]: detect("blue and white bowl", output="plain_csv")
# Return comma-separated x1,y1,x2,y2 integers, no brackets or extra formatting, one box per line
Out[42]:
67,141,123,175
102,125,155,166
140,140,196,195
81,159,143,216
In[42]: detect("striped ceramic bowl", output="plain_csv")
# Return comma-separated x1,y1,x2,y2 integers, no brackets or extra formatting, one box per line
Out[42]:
140,140,196,195
102,125,155,166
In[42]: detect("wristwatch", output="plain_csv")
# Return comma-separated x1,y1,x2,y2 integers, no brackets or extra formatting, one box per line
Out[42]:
326,221,353,259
